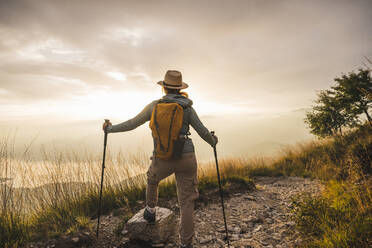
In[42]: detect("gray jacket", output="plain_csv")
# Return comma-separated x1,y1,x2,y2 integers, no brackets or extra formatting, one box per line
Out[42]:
106,93,216,153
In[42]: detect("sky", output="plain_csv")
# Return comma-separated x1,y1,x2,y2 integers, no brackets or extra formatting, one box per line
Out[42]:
0,0,371,161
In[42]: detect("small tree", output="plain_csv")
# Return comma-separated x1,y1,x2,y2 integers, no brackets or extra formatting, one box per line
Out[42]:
332,69,372,126
305,109,337,138
305,64,372,138
305,90,358,138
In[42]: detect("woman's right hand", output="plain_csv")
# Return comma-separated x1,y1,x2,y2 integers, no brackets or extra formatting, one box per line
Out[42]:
102,119,112,131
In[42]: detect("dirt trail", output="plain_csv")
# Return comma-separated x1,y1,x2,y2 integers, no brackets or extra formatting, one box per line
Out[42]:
89,176,322,248
28,176,322,248
191,176,322,248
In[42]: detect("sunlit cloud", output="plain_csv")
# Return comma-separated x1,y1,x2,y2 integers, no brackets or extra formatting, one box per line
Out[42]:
106,71,127,81
46,76,88,88
106,27,146,47
16,43,46,61
11,38,87,64
0,88,8,96
129,71,151,82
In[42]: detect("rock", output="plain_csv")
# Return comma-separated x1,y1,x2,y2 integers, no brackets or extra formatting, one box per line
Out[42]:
126,207,176,243
152,243,165,247
72,237,79,243
232,227,241,233
265,218,273,224
253,225,262,232
240,223,249,233
120,237,130,243
230,233,240,241
198,235,213,244
244,195,255,201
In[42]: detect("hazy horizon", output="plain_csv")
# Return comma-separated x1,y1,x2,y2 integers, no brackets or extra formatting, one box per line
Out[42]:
1,0,371,161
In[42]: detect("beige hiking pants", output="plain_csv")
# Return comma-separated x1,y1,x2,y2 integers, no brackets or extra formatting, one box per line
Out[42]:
146,152,199,245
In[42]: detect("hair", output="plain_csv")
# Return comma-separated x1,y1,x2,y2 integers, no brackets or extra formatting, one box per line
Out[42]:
163,87,189,98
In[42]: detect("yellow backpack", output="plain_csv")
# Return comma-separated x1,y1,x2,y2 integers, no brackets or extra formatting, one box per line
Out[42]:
149,101,185,160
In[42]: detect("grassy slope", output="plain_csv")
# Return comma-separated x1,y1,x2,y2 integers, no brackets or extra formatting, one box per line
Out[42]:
285,125,372,248
1,125,371,247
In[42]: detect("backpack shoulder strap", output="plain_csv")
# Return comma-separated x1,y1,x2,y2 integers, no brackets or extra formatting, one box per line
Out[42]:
152,103,165,151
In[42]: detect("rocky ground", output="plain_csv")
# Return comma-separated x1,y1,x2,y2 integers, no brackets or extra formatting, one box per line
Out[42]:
191,177,322,248
27,176,322,248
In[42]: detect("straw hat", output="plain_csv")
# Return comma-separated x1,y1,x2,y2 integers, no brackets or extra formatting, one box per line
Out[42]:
157,70,188,89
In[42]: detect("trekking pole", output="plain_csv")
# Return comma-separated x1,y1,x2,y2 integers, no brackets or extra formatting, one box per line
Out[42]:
211,131,230,248
96,119,110,238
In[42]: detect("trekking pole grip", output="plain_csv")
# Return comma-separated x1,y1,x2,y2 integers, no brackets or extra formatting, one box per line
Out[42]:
104,119,110,132
211,131,217,148
103,119,110,146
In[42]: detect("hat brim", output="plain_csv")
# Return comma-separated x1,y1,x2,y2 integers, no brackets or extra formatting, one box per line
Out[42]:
157,81,189,89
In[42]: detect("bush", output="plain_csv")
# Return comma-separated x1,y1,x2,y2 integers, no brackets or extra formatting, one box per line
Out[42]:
291,180,372,248
0,212,29,248
348,136,372,175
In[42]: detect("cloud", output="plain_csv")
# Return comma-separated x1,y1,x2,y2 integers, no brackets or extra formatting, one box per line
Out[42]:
0,0,371,108
1,0,371,160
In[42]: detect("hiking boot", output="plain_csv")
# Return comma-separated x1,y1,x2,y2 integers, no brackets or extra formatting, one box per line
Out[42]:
179,244,193,248
143,207,155,223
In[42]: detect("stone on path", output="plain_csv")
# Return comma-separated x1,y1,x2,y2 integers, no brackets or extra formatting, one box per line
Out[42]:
126,207,176,243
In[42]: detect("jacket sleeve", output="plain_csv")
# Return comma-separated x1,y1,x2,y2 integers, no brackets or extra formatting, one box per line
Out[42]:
189,107,217,146
106,101,155,133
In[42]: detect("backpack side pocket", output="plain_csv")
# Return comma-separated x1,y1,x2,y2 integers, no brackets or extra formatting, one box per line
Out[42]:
172,135,186,159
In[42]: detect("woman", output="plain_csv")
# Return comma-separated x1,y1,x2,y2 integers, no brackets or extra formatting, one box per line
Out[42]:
103,70,217,248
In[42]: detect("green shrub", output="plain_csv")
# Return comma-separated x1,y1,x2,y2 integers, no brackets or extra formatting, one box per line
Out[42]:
291,180,372,248
348,137,372,175
0,212,29,248
222,175,255,190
